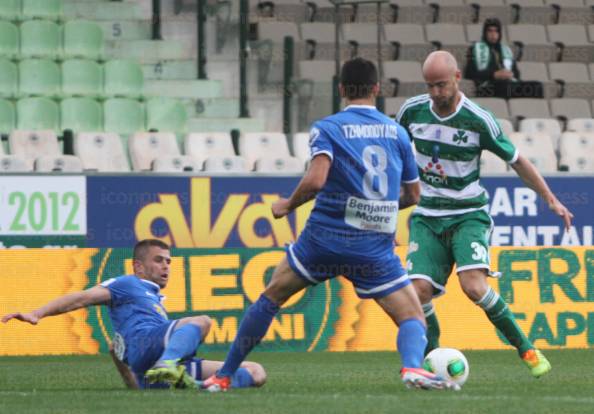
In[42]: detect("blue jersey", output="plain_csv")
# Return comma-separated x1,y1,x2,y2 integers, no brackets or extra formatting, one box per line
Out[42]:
306,105,418,254
100,275,169,351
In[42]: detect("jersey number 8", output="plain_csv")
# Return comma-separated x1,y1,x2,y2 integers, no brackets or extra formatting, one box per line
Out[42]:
362,145,388,200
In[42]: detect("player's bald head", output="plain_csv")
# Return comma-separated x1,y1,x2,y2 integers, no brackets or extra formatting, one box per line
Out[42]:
422,51,459,81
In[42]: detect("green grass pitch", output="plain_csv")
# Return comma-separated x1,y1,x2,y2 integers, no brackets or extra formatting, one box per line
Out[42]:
0,350,592,414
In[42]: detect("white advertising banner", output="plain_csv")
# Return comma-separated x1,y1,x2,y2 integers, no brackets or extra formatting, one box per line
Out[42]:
0,176,86,235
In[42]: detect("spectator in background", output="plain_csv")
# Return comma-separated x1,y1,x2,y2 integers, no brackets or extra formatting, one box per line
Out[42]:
465,18,543,99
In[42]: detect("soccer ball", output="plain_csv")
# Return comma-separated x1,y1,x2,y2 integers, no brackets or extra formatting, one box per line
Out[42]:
422,348,469,387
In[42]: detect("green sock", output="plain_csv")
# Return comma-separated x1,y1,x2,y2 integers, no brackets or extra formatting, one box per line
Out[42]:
476,287,533,355
422,302,440,356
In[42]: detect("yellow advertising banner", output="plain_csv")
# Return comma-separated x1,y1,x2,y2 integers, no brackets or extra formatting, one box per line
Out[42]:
1,247,593,356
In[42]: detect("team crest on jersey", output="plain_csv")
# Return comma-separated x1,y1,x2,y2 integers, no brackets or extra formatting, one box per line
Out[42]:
453,130,468,144
153,303,168,319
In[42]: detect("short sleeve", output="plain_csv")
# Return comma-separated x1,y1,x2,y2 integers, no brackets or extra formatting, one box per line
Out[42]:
100,276,133,306
479,114,519,164
309,122,333,161
397,126,419,183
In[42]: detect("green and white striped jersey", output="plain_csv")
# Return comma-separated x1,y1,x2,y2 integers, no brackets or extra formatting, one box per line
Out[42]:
396,93,518,217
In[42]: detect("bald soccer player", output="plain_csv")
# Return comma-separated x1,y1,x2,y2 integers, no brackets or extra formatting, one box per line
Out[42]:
397,51,573,378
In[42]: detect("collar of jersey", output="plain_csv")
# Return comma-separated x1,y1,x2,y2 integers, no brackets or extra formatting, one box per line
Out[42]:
343,104,376,111
139,278,161,292
429,92,466,122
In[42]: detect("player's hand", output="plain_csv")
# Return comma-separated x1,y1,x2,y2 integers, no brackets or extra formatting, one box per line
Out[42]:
1,312,40,325
494,69,513,80
548,200,574,231
271,198,291,219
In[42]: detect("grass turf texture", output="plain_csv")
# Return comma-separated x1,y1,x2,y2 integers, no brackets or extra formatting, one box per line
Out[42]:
0,350,592,414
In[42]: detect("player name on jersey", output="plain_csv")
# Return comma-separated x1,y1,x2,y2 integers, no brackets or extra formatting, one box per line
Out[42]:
341,124,398,139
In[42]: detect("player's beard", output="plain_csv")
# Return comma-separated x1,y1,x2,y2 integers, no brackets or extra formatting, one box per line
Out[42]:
433,94,455,113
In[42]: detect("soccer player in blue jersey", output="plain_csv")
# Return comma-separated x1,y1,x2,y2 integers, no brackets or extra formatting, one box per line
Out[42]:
203,58,459,392
2,239,266,390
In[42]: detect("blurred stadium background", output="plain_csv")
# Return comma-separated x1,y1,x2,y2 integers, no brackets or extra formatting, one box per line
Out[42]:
0,1,593,412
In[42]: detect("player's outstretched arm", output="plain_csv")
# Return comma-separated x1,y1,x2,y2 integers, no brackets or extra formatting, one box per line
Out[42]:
109,345,140,389
272,154,332,219
2,285,111,325
511,154,574,230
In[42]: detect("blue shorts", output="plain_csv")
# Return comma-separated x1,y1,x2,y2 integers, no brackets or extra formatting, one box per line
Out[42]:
126,320,180,374
286,229,410,299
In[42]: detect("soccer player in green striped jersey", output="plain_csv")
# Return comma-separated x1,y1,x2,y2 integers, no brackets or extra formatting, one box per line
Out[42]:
397,51,574,378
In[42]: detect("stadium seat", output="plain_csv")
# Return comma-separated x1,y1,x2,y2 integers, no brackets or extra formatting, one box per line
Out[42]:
510,0,556,25
22,0,63,21
519,118,563,149
255,156,304,173
129,132,180,171
61,97,102,133
425,24,468,63
480,150,510,174
383,24,432,61
548,62,594,99
508,98,551,123
546,24,593,63
507,24,556,62
35,155,83,172
61,59,103,97
516,61,558,98
342,23,385,60
9,130,60,169
250,0,309,24
0,99,15,134
559,132,594,172
0,21,19,59
145,97,187,133
74,132,130,171
382,61,424,97
239,132,293,169
292,132,310,165
203,156,249,173
63,20,104,60
307,0,357,24
567,118,594,133
466,0,512,24
0,0,21,21
0,155,31,172
473,98,510,120
0,58,17,98
298,60,334,82
20,20,61,59
103,60,144,98
184,132,240,168
550,98,592,120
19,59,61,98
300,22,348,61
498,118,515,137
151,155,201,172
389,1,434,24
431,0,474,24
509,132,557,172
546,0,593,24
17,97,59,131
103,98,144,135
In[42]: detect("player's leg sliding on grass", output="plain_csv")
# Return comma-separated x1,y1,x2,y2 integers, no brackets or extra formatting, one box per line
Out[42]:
111,345,266,390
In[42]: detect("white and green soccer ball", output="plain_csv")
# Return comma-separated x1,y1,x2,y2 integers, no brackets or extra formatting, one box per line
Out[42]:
422,348,469,387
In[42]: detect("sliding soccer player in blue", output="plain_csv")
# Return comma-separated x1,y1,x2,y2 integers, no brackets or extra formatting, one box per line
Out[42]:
2,239,266,390
203,58,459,392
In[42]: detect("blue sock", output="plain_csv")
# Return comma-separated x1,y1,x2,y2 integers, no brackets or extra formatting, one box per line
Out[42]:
160,323,202,361
397,318,428,368
231,367,255,388
218,294,280,377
